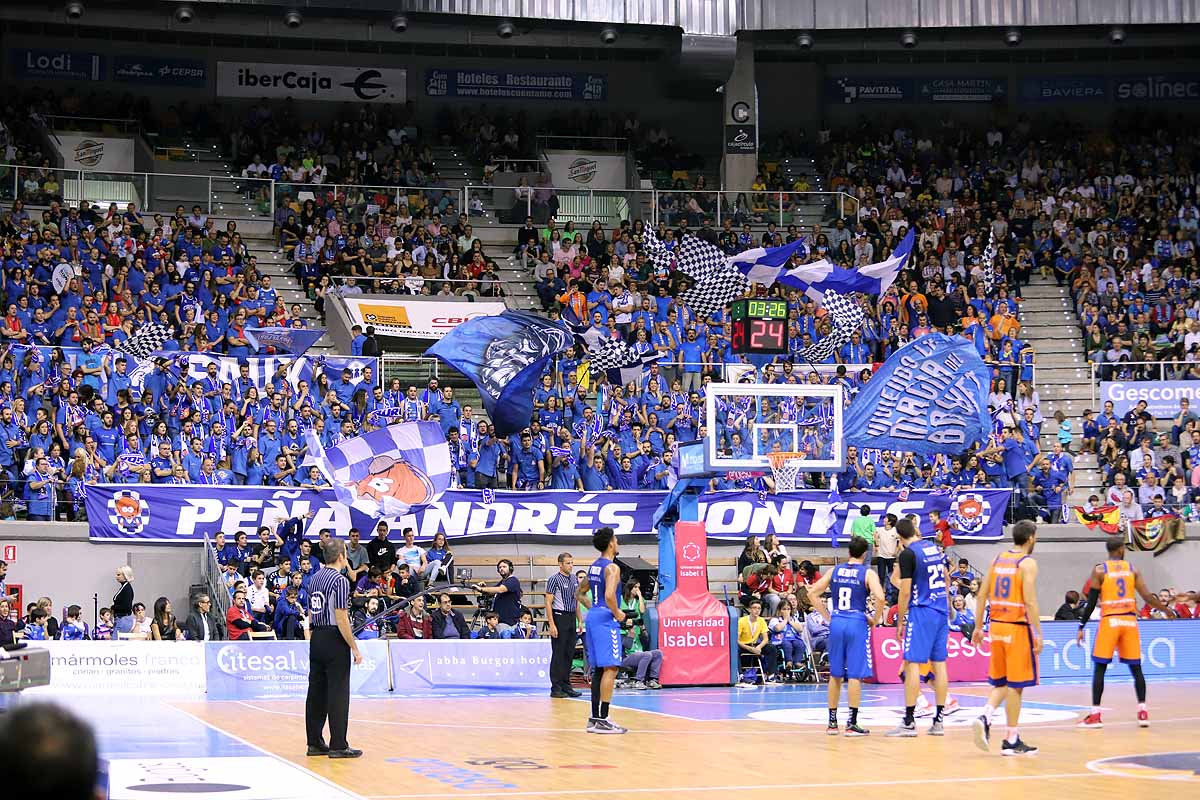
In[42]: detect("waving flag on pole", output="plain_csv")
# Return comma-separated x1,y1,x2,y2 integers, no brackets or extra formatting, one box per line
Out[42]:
305,421,452,518
425,310,573,437
843,333,991,456
245,327,325,355
116,322,176,359
727,238,808,284
798,289,864,364
733,230,915,302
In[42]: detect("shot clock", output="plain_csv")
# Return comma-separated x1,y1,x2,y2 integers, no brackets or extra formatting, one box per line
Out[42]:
729,298,789,354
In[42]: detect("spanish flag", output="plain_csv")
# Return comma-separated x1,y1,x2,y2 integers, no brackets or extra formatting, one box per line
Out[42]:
1072,505,1121,533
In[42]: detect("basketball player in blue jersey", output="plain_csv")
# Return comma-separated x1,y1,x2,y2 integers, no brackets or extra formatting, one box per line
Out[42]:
806,536,885,736
576,526,627,734
888,517,952,737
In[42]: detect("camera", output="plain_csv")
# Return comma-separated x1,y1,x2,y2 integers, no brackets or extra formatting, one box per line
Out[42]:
283,9,303,29
390,13,409,33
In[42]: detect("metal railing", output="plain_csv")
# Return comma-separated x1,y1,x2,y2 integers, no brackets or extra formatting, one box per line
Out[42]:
2,162,274,220
2,158,860,237
466,183,859,231
380,355,442,386
44,115,142,134
537,135,629,153
200,533,232,620
273,182,461,220
1088,359,1186,416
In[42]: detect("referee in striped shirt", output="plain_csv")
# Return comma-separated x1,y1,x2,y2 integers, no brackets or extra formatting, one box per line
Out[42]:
305,538,363,759
545,553,582,698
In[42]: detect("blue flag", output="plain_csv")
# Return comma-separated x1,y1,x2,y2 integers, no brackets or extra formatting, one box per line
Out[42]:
425,310,573,437
734,230,914,301
843,333,991,456
245,327,325,355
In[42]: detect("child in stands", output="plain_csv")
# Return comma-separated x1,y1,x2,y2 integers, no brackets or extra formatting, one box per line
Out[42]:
94,607,114,641
60,604,88,640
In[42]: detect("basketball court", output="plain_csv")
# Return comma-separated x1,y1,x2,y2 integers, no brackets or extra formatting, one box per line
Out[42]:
76,677,1200,799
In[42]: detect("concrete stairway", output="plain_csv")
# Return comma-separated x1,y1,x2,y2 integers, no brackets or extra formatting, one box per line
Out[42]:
1016,275,1100,504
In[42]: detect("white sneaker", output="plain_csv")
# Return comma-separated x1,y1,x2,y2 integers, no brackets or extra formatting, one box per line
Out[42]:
914,695,935,718
944,697,961,716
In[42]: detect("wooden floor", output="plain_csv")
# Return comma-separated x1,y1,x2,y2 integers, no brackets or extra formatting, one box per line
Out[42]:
174,680,1200,799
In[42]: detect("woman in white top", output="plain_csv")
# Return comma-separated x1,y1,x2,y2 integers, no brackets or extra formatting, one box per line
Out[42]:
1016,381,1043,424
763,534,788,562
131,602,153,637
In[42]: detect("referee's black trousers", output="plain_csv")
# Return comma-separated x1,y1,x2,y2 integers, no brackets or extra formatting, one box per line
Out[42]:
550,611,578,692
306,627,351,751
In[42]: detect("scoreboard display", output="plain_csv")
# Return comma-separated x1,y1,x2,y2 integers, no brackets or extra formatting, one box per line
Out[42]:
729,298,789,354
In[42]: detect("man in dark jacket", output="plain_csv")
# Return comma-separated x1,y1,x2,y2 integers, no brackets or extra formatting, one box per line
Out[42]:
183,593,227,641
431,593,471,639
1053,590,1086,622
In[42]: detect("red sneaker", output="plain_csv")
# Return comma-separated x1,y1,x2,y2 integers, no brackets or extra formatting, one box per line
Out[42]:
1077,713,1103,729
1137,710,1150,728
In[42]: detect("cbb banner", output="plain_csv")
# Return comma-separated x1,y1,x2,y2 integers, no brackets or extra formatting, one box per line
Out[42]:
87,486,1011,544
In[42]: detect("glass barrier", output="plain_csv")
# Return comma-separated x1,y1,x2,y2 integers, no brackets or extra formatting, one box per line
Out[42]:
272,183,463,226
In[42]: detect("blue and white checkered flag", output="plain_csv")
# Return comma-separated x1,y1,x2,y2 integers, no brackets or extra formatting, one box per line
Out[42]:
798,289,864,364
732,230,914,303
306,421,452,518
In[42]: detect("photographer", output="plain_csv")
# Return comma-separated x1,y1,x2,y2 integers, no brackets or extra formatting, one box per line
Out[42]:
475,559,523,632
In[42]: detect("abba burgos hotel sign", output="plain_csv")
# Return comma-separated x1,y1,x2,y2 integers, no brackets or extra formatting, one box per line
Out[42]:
216,61,405,102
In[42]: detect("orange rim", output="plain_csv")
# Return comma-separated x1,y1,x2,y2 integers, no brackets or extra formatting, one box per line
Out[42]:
766,452,806,469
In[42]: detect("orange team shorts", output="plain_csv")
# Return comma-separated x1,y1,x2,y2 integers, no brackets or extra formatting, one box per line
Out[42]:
987,621,1038,688
1092,614,1142,665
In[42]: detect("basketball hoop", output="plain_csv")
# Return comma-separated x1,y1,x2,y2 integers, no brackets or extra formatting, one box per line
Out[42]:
766,451,807,492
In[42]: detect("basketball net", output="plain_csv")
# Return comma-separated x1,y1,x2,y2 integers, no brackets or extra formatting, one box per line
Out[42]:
766,451,807,492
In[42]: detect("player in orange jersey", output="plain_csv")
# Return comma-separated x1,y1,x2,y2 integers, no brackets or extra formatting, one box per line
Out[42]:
1076,536,1175,729
970,520,1042,756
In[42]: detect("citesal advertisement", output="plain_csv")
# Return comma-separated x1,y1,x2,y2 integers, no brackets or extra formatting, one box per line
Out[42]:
342,297,506,339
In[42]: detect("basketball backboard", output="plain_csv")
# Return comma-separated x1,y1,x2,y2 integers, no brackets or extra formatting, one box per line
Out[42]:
704,382,844,472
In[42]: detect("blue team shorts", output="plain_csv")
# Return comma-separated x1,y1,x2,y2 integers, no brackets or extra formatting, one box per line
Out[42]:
903,605,949,664
828,615,873,680
584,607,623,669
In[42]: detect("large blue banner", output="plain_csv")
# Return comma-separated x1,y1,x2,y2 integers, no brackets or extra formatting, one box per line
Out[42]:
843,334,992,454
87,485,1010,543
425,68,606,101
204,640,391,700
9,48,105,81
112,56,207,88
389,640,551,690
1039,621,1200,679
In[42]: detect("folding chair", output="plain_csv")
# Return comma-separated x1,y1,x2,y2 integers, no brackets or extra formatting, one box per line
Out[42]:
248,630,278,640
798,624,827,683
737,650,766,685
